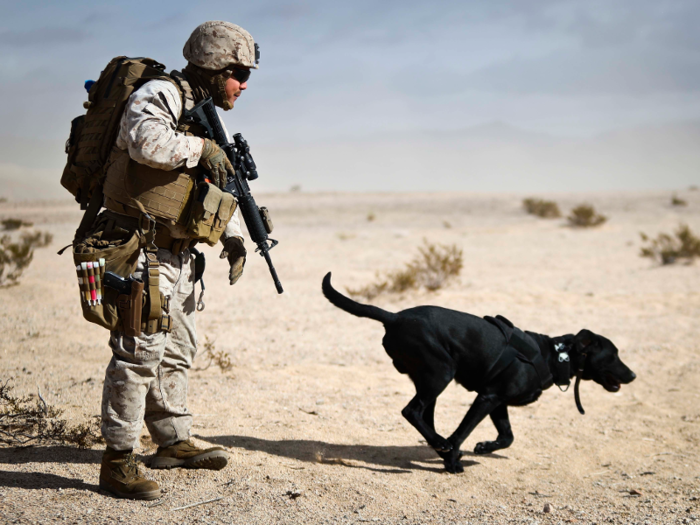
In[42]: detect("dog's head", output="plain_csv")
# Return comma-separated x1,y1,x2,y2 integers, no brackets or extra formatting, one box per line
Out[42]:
573,329,636,392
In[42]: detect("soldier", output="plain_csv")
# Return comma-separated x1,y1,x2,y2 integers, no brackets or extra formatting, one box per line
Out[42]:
95,21,257,500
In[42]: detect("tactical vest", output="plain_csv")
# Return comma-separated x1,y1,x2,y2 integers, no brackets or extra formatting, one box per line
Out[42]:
101,71,237,248
102,71,198,235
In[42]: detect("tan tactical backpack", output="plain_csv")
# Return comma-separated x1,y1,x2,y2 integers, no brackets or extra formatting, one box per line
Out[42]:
61,57,176,210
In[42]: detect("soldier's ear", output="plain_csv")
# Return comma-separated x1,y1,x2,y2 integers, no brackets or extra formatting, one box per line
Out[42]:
574,329,595,350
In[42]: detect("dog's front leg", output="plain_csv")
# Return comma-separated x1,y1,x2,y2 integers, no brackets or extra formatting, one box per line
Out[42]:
401,395,452,454
473,403,514,454
441,394,502,473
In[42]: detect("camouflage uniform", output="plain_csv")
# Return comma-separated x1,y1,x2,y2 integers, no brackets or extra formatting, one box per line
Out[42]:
102,80,242,451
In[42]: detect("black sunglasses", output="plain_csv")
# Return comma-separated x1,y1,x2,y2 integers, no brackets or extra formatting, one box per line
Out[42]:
227,67,251,84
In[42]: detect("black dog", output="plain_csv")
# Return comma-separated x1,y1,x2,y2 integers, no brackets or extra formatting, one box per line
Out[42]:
322,272,636,473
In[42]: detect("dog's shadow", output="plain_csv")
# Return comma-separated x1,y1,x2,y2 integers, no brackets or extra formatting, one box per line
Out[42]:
199,434,504,474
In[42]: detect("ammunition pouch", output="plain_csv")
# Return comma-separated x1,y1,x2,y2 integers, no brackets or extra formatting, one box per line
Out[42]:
186,182,237,246
73,223,143,332
72,212,173,337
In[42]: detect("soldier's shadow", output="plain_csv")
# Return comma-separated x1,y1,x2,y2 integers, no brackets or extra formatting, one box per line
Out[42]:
0,447,101,491
198,434,495,474
0,446,102,465
0,470,97,491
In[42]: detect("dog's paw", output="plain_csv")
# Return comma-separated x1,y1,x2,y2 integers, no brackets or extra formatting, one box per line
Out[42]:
474,441,496,455
443,458,464,474
432,437,453,453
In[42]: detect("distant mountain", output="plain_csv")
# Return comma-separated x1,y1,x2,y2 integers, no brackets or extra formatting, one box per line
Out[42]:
1,121,698,199
256,120,700,193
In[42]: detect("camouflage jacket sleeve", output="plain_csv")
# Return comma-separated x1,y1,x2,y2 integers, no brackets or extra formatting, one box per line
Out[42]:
222,209,243,242
115,79,204,170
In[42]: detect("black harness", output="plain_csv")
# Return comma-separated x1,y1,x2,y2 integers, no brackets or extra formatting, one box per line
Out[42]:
482,315,553,390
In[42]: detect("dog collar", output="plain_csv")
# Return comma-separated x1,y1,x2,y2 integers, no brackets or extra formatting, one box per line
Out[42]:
553,342,572,390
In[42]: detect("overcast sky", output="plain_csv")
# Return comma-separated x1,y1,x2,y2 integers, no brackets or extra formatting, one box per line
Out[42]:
1,0,699,194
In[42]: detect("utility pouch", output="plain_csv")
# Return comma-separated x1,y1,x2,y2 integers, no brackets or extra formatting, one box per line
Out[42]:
186,183,237,246
73,225,143,331
116,278,145,337
259,207,273,234
60,115,86,199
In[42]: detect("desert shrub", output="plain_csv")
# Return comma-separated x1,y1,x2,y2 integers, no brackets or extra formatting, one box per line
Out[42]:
567,204,607,228
195,337,233,372
1,218,33,231
671,195,687,207
347,240,463,299
366,212,376,222
0,231,53,287
523,198,561,218
0,197,7,204
0,379,103,448
640,224,700,265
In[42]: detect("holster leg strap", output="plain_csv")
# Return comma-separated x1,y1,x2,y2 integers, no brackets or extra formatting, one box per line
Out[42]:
145,251,161,322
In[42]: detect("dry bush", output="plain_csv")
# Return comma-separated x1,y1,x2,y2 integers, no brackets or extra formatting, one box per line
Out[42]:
523,198,561,218
0,197,7,204
2,218,33,231
671,195,687,207
0,231,53,287
195,337,233,372
347,240,463,299
0,379,103,448
640,224,700,265
567,204,607,228
366,212,376,222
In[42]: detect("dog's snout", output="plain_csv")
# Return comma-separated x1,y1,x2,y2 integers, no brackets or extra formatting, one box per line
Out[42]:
628,371,636,382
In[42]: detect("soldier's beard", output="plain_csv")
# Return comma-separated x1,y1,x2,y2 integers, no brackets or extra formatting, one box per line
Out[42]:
183,63,233,111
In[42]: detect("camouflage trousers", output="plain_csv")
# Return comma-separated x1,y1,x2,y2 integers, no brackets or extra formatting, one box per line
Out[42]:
101,248,197,451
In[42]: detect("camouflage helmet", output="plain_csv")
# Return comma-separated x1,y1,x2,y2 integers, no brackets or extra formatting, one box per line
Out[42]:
183,21,259,70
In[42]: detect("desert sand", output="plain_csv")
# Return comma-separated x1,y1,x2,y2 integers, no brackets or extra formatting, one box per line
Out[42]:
0,190,698,524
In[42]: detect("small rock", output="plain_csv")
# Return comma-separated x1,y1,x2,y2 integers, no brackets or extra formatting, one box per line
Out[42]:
630,489,642,496
286,490,302,499
543,503,551,513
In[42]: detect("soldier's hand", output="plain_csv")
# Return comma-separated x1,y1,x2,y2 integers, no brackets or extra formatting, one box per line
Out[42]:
200,138,233,189
219,236,246,285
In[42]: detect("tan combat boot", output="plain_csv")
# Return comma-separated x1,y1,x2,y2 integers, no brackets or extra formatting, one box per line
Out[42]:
100,447,161,500
150,439,228,470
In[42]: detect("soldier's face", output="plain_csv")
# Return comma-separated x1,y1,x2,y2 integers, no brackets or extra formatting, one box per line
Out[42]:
225,77,247,107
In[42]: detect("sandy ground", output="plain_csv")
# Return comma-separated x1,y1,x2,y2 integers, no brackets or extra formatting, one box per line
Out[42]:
0,190,699,524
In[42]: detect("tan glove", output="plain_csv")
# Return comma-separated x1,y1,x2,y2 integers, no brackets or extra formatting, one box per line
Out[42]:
199,138,233,189
219,236,246,285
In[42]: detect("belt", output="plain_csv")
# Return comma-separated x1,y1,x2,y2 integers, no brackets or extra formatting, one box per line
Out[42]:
154,227,197,255
102,206,196,255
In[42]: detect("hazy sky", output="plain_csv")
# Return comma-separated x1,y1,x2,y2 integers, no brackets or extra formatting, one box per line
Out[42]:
1,0,699,194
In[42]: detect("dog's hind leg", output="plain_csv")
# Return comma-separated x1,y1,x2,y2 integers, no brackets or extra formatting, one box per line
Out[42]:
401,379,452,454
422,399,437,432
473,403,514,454
440,393,502,473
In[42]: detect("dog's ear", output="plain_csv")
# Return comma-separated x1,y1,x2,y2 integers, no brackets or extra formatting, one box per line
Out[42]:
574,329,595,351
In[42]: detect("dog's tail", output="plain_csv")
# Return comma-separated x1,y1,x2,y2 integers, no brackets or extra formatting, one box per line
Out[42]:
322,272,399,325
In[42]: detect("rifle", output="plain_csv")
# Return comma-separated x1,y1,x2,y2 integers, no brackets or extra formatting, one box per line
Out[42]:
182,97,283,294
